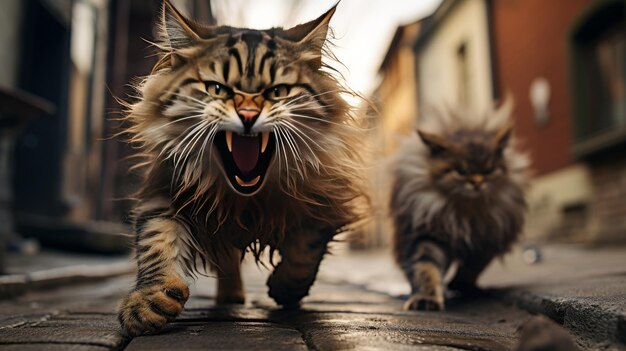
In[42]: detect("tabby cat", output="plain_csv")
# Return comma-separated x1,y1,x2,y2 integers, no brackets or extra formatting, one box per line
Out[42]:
390,101,529,311
118,1,366,336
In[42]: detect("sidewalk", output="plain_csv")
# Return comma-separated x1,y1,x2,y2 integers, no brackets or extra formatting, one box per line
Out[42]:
0,250,133,299
0,244,624,350
317,244,626,350
0,254,533,351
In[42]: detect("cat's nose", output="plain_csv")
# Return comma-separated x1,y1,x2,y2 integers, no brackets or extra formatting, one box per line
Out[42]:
470,174,485,188
238,109,260,133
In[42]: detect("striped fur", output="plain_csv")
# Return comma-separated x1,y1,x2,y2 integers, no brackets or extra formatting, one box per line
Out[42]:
117,1,368,336
390,100,529,311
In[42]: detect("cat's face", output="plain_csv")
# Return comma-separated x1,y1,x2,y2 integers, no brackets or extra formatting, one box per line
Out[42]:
418,125,512,199
147,1,344,196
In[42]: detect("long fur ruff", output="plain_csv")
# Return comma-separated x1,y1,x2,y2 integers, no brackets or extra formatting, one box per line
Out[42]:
390,102,530,257
121,32,369,273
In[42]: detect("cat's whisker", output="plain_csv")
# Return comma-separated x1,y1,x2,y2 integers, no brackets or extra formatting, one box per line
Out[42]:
279,121,323,170
151,113,206,134
284,100,331,112
278,126,303,179
171,92,211,107
172,121,209,163
279,122,317,156
284,118,327,138
181,123,214,181
168,120,207,162
289,113,350,127
204,125,220,166
288,131,310,182
282,89,346,107
175,119,219,174
174,125,206,181
275,128,291,178
192,124,216,174
273,132,285,184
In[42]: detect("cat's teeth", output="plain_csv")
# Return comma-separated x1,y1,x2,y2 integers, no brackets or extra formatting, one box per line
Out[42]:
226,131,233,152
261,132,269,153
235,175,260,187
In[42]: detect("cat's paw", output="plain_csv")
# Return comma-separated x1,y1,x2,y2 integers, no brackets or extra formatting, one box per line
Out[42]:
266,271,311,307
118,275,189,336
403,293,445,311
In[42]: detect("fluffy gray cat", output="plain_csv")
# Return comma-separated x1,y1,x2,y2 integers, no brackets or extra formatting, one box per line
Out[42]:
390,100,529,311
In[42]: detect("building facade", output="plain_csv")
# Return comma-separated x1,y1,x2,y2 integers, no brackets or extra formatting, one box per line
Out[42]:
396,0,626,244
0,0,212,254
491,0,626,243
361,21,423,248
415,0,494,113
370,0,626,248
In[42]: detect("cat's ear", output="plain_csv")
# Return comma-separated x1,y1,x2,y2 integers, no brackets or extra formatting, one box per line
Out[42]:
494,123,513,153
158,0,202,55
282,4,337,67
417,130,451,157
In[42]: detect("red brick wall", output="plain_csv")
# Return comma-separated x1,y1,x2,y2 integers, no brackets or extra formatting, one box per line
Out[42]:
589,153,626,242
490,0,592,175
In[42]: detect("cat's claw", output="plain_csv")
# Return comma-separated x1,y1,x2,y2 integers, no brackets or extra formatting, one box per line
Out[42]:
403,294,445,311
118,276,189,336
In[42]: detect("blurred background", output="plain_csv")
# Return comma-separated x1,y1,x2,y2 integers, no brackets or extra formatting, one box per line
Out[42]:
0,0,625,274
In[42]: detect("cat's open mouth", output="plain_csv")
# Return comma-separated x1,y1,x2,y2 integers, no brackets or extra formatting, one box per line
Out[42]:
214,131,275,195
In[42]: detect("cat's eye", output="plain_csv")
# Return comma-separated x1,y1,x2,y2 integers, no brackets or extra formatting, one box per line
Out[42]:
456,167,469,176
205,81,232,99
265,85,291,100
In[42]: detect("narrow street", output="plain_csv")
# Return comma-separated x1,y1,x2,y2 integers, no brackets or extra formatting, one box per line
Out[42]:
0,264,529,351
2,244,624,350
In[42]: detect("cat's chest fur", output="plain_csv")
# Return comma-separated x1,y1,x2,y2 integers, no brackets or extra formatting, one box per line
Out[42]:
427,190,525,258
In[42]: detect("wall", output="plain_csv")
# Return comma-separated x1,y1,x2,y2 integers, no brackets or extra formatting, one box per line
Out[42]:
0,0,23,87
490,0,626,243
378,23,421,153
359,23,421,248
589,153,626,243
525,164,592,241
490,0,591,176
418,0,494,113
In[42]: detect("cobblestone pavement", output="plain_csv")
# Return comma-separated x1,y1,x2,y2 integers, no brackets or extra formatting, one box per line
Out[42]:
0,248,544,351
320,244,626,350
4,243,625,350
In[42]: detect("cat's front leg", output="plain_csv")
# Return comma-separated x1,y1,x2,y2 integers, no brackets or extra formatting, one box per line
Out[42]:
118,205,192,336
267,228,334,307
403,240,450,311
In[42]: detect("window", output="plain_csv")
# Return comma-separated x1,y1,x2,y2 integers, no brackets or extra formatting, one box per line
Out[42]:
570,0,626,156
456,41,470,108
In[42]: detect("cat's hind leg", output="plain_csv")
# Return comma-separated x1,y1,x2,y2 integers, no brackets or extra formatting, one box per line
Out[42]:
216,246,245,305
448,255,491,294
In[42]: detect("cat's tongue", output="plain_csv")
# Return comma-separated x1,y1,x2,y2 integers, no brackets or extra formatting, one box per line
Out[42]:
231,133,259,174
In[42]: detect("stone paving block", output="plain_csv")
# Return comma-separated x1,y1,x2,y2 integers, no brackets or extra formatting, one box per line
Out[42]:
177,305,270,322
31,313,119,329
0,324,124,348
285,311,518,351
0,344,111,351
0,313,54,329
124,322,307,351
497,274,626,349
